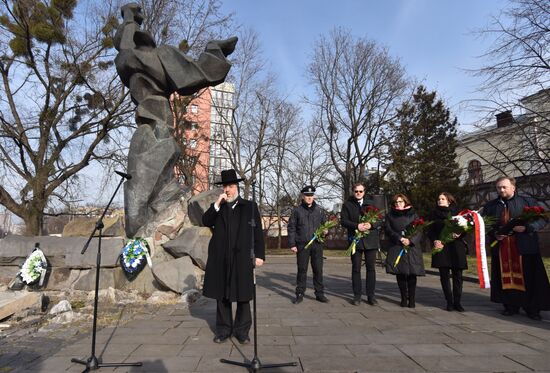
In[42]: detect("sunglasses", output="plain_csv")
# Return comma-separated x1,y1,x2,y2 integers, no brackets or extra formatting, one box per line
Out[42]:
354,190,364,193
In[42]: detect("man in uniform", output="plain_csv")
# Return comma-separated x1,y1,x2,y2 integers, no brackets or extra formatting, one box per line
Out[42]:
288,185,329,304
202,169,265,343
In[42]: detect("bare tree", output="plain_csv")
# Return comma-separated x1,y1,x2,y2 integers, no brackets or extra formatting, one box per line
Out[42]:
214,28,277,199
137,0,236,54
262,101,301,249
474,0,549,99
0,0,135,234
463,0,550,201
283,120,340,209
306,28,408,200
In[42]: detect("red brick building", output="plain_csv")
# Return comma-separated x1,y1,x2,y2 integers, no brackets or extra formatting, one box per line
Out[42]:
174,82,235,194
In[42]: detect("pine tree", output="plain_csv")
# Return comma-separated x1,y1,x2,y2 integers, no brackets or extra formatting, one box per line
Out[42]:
384,86,465,216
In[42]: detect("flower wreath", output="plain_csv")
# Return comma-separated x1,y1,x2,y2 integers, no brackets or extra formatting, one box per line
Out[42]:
119,238,152,280
20,248,48,286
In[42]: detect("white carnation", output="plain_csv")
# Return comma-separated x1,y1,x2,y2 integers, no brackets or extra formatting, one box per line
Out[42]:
453,216,469,228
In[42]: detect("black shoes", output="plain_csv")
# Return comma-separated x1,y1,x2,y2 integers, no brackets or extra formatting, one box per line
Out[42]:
316,294,329,303
400,298,407,307
351,296,361,306
454,304,465,312
367,297,378,306
527,312,542,321
294,293,329,303
408,299,415,308
213,334,230,343
235,335,251,344
501,309,517,316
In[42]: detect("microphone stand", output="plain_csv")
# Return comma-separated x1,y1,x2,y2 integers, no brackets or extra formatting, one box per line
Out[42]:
220,181,297,372
71,172,142,372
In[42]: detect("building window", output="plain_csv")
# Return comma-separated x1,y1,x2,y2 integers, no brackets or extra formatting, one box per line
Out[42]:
190,122,199,130
189,139,198,149
190,105,198,114
467,160,483,185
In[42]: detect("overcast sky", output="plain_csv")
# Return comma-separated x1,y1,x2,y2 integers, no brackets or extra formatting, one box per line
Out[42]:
221,0,508,130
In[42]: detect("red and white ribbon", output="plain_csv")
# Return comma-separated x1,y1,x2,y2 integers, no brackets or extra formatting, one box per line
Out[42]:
460,210,490,289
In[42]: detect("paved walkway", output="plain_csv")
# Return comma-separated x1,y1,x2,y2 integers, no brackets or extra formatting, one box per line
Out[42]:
2,256,550,372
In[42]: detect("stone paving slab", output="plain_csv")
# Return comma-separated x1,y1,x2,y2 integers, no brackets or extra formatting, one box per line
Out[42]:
3,256,550,372
446,342,540,355
412,355,531,372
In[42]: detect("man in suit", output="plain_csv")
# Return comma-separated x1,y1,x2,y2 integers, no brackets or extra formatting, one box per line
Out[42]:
202,169,265,343
340,182,382,306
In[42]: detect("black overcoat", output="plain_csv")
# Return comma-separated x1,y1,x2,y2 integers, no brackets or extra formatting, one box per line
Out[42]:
202,197,265,301
482,193,550,310
427,205,468,269
384,207,425,276
340,196,382,250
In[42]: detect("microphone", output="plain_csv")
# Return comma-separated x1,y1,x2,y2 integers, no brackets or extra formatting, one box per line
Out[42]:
115,171,132,180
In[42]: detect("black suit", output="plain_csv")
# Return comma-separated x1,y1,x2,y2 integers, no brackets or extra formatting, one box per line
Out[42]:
340,196,382,299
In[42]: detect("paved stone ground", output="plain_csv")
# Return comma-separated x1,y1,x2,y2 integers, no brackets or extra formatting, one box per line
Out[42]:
1,255,550,372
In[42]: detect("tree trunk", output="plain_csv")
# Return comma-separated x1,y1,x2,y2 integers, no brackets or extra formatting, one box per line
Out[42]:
23,208,43,236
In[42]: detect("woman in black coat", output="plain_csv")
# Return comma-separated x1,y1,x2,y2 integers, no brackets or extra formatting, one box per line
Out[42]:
385,194,425,308
427,192,468,312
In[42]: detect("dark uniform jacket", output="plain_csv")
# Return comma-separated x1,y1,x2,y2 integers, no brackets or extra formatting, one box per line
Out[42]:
340,196,382,250
287,201,326,248
384,207,425,276
202,196,265,301
482,194,546,255
427,205,468,269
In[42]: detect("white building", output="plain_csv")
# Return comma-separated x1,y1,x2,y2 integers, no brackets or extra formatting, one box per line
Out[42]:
208,82,235,186
456,89,550,207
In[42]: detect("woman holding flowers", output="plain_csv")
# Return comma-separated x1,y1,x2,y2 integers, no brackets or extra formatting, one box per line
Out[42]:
341,182,383,306
427,192,467,312
385,194,426,308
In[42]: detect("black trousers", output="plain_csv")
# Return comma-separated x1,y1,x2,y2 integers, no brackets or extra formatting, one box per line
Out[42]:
216,298,251,339
296,245,324,296
351,249,377,297
439,267,463,305
396,274,417,300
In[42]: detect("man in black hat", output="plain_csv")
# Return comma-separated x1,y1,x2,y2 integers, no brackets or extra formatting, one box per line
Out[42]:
288,185,329,304
202,169,265,344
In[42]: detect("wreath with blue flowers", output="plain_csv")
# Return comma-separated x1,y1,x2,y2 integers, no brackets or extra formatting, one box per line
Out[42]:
119,238,151,280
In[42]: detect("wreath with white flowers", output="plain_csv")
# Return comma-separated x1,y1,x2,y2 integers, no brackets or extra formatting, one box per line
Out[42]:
20,248,48,286
119,238,152,280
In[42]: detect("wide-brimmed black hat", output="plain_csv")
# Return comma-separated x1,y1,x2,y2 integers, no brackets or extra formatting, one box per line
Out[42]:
301,185,316,196
214,169,245,185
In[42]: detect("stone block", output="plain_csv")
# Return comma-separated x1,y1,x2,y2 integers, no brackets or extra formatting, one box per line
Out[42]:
187,189,220,226
64,237,125,268
151,256,200,294
72,268,116,291
0,235,124,269
113,264,162,295
162,226,211,269
0,266,19,284
0,291,42,320
62,216,125,237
